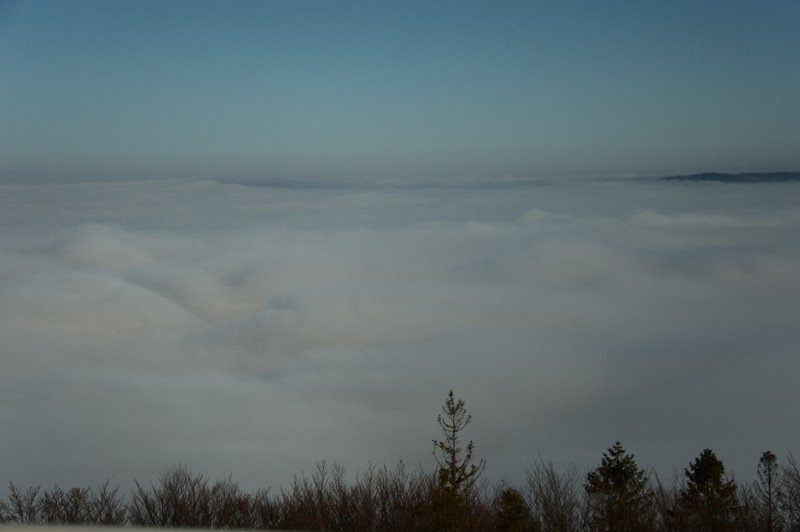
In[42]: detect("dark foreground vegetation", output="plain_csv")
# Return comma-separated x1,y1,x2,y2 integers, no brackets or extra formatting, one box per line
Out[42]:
3,391,799,531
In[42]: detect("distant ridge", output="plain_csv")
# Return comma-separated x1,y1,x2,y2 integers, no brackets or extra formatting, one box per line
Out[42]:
664,172,800,183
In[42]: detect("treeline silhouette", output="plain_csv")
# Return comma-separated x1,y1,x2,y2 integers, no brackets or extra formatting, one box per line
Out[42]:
2,391,799,531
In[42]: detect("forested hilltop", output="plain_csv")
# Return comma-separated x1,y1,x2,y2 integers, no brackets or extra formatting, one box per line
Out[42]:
664,172,800,183
2,391,798,531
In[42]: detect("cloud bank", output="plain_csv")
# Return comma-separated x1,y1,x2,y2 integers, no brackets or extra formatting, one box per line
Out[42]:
1,177,799,492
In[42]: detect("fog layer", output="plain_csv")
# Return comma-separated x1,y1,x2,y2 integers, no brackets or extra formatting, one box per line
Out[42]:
2,177,799,490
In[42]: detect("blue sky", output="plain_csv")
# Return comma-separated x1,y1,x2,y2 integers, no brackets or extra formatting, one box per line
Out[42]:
1,0,799,180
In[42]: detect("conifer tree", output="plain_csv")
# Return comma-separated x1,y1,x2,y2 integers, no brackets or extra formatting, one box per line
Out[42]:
584,441,653,531
755,450,783,532
681,449,738,531
494,485,532,532
432,389,485,494
430,389,485,530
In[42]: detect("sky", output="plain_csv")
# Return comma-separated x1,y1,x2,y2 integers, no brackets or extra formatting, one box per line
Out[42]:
1,0,800,496
1,0,799,181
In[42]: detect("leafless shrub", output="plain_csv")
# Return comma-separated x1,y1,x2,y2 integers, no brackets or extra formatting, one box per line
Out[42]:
525,458,582,532
367,460,433,531
652,469,686,532
91,479,128,525
0,482,41,524
39,485,92,524
250,487,280,530
129,463,212,527
208,476,255,529
782,453,800,531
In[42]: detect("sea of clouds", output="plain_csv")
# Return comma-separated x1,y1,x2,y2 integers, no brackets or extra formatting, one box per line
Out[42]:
1,176,799,493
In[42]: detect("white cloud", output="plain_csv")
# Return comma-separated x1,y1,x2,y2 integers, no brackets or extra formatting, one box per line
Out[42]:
634,209,791,229
1,177,800,492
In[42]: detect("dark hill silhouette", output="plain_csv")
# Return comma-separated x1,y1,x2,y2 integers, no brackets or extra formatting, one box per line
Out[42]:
665,172,800,183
